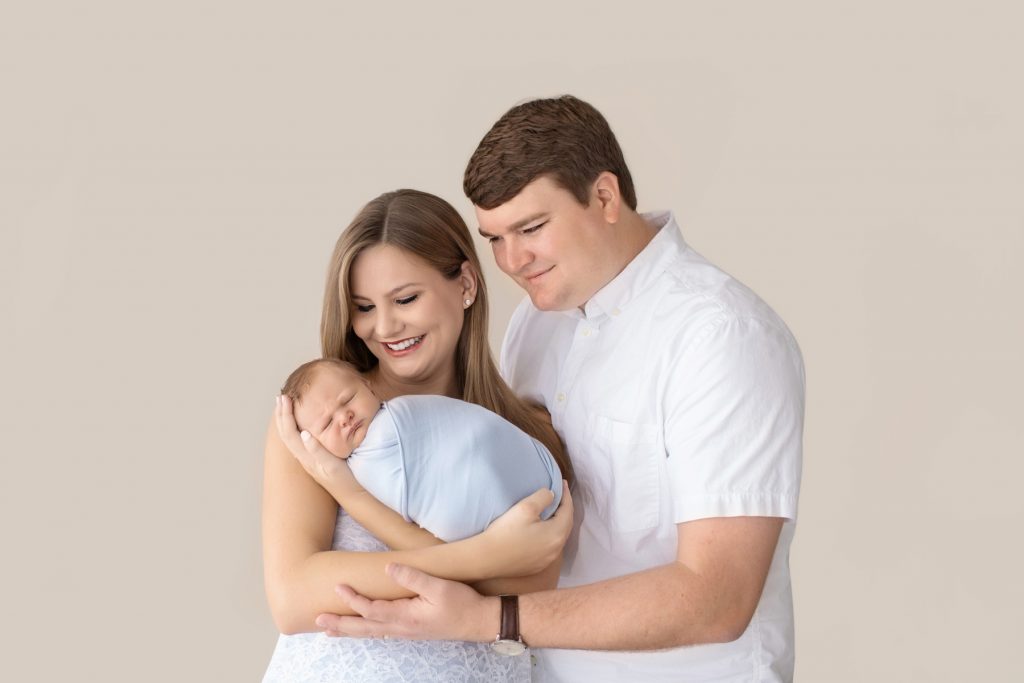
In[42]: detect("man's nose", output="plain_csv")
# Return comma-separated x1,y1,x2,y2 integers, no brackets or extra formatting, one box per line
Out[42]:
504,238,533,275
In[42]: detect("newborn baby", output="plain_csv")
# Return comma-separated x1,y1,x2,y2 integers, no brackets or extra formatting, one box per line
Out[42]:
281,358,563,542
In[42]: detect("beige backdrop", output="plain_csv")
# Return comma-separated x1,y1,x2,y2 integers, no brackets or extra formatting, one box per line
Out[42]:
3,2,1022,681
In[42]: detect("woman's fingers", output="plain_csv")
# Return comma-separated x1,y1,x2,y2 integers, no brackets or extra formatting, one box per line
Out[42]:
552,480,573,524
275,396,296,448
517,487,557,518
275,395,329,479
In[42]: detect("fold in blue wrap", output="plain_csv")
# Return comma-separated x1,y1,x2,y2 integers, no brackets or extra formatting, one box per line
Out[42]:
346,395,563,542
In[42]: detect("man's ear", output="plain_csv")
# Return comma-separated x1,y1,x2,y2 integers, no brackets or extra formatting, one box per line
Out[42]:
592,171,622,224
458,261,479,304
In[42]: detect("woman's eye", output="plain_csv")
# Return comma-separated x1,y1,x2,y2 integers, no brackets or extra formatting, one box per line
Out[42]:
522,221,546,235
355,304,374,313
396,294,418,305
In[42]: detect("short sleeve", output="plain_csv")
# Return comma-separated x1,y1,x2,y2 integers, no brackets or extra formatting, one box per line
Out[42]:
663,315,804,524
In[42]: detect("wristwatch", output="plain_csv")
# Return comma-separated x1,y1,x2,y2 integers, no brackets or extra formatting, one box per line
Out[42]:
491,594,527,656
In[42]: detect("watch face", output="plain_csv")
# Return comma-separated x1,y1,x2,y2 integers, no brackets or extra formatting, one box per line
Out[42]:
491,638,527,656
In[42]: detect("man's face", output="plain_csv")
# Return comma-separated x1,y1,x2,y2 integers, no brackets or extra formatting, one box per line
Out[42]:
293,366,382,459
476,176,617,311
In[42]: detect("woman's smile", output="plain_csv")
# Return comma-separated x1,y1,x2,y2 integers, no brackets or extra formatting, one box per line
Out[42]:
382,334,426,356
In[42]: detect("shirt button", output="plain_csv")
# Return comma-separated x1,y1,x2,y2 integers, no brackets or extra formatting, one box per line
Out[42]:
612,308,621,316
556,393,566,403
581,328,591,337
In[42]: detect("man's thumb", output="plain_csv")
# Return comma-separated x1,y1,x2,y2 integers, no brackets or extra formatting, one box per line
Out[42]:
386,563,439,596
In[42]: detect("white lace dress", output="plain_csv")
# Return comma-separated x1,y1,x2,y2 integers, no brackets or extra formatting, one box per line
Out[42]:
262,509,532,682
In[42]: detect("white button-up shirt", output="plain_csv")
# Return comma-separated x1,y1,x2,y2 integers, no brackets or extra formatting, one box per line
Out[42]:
501,211,804,682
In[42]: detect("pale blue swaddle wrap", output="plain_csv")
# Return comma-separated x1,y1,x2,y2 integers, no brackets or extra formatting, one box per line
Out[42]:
346,394,563,542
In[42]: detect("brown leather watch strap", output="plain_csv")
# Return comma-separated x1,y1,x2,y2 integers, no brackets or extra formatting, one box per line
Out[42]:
499,594,521,642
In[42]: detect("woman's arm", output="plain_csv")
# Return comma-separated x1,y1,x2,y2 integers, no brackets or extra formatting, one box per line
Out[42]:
472,555,563,596
284,422,442,551
332,488,443,551
472,406,568,596
263,416,570,634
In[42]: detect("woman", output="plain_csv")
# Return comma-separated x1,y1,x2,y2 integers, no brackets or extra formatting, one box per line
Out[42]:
262,190,574,682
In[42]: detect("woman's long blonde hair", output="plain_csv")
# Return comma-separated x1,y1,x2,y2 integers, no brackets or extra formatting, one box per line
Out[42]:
321,189,573,484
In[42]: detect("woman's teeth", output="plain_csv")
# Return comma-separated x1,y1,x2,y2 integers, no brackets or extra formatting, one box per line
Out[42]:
386,336,423,351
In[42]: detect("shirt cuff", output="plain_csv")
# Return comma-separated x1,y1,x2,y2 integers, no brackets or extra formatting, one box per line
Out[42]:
672,491,799,524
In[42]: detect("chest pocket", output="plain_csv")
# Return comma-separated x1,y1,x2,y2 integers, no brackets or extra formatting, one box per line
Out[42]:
588,415,661,533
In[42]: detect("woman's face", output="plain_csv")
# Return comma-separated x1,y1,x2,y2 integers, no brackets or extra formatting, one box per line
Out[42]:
348,243,474,394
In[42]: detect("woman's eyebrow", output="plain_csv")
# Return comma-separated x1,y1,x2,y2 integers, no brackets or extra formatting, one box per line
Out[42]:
351,282,423,300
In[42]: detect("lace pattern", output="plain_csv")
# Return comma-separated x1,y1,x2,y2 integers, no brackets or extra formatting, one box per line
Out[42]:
263,509,531,682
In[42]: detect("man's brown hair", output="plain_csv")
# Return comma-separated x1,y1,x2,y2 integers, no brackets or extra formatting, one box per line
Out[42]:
463,95,637,211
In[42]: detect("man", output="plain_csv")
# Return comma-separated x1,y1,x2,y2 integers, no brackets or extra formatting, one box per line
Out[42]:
319,95,804,681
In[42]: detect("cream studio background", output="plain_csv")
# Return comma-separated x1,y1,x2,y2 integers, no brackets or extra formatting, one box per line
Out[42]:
2,2,1021,681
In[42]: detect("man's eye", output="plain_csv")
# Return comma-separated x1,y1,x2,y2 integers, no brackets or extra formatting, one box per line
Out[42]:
487,235,502,244
355,304,374,313
396,294,418,305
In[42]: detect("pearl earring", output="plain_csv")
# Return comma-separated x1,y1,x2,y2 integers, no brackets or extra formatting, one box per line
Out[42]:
464,298,473,308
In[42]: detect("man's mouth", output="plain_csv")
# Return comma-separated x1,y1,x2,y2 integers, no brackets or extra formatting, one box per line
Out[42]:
523,266,553,283
383,335,424,354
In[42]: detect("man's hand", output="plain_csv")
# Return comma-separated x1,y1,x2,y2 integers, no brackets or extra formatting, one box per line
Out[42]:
317,563,497,642
314,482,573,640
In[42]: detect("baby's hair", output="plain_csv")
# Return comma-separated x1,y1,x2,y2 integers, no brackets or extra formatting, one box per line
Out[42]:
280,357,362,404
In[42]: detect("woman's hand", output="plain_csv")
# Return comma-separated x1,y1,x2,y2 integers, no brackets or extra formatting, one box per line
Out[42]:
475,481,574,577
276,394,439,551
275,395,362,497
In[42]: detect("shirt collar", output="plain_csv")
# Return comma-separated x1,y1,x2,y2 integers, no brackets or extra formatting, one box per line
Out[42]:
570,210,686,322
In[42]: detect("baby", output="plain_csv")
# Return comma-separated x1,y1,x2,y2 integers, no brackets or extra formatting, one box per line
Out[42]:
281,358,563,542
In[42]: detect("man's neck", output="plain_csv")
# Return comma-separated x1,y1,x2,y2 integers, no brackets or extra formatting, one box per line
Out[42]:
616,209,658,268
577,209,658,312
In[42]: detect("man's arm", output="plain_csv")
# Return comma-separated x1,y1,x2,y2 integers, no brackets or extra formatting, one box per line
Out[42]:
515,516,782,649
322,515,783,649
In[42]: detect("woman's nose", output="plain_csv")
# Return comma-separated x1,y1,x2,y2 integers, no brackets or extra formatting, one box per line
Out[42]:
374,305,402,339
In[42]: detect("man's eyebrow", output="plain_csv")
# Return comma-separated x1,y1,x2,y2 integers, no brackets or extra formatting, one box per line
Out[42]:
477,212,548,239
350,282,423,300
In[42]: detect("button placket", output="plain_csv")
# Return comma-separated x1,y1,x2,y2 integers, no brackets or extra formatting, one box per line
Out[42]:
552,318,599,413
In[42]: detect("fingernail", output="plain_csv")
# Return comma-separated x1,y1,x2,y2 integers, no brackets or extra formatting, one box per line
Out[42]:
315,616,328,628
301,431,310,441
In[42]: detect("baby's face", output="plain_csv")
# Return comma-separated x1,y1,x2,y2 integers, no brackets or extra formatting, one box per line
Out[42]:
293,366,382,458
